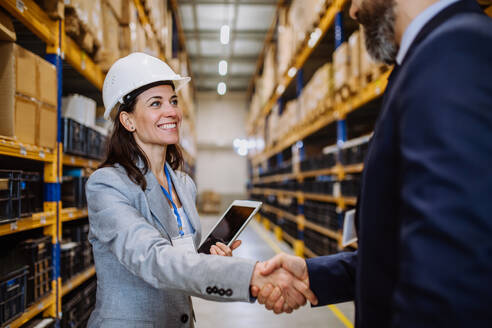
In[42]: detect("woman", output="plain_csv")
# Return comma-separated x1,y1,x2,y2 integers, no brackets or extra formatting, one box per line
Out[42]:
86,53,313,328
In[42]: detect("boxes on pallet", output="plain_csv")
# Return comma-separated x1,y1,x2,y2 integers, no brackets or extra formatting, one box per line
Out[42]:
165,10,173,60
348,30,361,91
41,0,65,20
333,42,350,92
95,1,120,71
288,0,327,51
0,9,16,41
299,63,333,122
262,44,277,102
0,43,58,147
104,0,127,25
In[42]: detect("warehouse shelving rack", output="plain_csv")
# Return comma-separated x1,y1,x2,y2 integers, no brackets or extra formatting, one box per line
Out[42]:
247,0,387,258
250,0,491,258
0,0,195,326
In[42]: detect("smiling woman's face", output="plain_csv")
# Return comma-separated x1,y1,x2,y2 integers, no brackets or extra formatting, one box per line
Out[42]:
127,84,182,147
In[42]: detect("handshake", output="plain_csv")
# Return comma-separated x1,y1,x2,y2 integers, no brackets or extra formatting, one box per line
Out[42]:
250,253,318,314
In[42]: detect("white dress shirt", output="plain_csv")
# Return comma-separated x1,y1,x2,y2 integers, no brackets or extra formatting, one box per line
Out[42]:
396,0,461,65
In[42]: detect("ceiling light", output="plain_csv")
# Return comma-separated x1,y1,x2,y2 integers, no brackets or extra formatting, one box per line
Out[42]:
218,60,228,76
220,25,230,45
217,82,227,95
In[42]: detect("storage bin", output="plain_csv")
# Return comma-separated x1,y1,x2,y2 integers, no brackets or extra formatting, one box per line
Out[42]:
0,266,28,326
0,170,22,224
61,176,88,209
21,236,52,306
20,171,43,217
62,118,87,156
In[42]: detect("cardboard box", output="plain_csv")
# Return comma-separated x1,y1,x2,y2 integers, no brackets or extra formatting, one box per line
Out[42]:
96,1,120,71
15,96,37,145
15,45,38,99
37,104,57,148
37,57,57,107
0,10,16,41
333,42,350,90
349,31,361,79
42,0,64,20
165,10,173,60
105,0,123,23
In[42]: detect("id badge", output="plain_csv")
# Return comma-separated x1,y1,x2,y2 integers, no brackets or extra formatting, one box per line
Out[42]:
172,234,196,254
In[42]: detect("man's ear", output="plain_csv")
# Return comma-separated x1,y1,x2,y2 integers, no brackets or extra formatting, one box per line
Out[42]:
119,111,135,132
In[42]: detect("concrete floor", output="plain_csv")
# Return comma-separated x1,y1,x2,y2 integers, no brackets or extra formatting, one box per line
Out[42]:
193,215,355,328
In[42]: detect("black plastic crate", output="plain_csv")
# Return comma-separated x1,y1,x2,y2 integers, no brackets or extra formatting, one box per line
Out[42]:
21,236,53,306
61,177,88,209
341,175,361,197
0,266,28,326
60,242,83,282
20,172,43,217
0,170,22,224
63,224,89,243
86,128,103,160
62,118,87,157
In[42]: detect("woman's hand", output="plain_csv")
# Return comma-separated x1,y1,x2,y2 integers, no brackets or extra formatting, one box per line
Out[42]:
210,240,242,257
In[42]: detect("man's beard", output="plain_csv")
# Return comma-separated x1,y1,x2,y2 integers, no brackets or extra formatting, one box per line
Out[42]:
357,0,399,65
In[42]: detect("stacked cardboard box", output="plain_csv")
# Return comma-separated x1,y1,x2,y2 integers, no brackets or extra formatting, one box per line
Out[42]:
333,42,350,94
0,43,58,149
277,6,295,80
95,0,120,71
64,0,103,55
266,105,280,147
299,63,333,123
262,44,277,103
348,30,361,92
288,0,328,51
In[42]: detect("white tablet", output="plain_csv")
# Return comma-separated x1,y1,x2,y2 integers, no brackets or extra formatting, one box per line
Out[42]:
198,200,262,254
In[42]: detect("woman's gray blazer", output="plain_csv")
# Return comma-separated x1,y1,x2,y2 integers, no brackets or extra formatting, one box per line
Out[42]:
85,162,256,328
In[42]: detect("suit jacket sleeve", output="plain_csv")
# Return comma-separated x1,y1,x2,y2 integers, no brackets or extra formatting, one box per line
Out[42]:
306,251,357,306
86,168,256,302
391,17,492,326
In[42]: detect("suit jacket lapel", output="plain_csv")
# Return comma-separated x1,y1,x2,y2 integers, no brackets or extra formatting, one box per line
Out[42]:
144,169,179,239
166,163,202,248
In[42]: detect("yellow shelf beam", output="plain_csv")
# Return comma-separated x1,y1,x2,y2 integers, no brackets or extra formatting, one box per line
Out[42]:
252,163,364,185
0,137,55,162
281,229,296,245
251,188,357,207
64,36,105,90
0,212,56,237
262,204,298,223
6,294,54,328
252,0,348,131
133,0,166,61
62,266,96,296
304,245,318,258
304,220,341,241
61,208,88,222
0,0,58,46
62,154,101,169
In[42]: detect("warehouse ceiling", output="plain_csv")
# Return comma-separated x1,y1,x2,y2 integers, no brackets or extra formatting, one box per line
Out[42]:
178,0,278,92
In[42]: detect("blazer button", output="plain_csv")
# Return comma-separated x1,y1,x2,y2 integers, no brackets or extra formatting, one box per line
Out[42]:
212,286,218,294
218,288,225,296
225,289,233,297
206,287,212,294
181,314,189,323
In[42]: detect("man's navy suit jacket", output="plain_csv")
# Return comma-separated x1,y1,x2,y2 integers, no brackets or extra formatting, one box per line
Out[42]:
306,1,492,327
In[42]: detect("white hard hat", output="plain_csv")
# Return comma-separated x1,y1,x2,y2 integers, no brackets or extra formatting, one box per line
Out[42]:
102,52,191,120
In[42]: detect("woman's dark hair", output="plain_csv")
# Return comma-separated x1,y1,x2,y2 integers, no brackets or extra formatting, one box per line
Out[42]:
100,81,183,190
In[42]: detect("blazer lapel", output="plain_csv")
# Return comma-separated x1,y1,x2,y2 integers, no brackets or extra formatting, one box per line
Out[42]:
166,163,202,248
144,169,179,239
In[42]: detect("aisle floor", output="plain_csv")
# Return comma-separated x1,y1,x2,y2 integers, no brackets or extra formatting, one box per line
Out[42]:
193,215,355,328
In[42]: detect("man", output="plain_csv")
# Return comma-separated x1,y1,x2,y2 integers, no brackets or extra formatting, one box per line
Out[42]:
251,0,492,326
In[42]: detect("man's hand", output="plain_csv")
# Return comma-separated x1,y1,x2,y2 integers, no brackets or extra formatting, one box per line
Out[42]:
252,253,318,313
250,258,317,314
